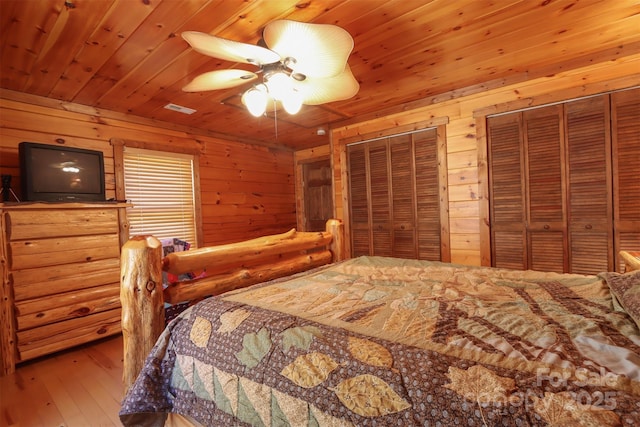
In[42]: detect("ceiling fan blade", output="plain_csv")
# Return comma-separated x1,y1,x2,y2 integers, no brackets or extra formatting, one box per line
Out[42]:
294,65,359,105
182,31,280,65
263,20,354,78
182,69,258,92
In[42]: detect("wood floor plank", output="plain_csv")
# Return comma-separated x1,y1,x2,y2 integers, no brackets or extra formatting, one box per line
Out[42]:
0,334,125,427
51,341,120,426
64,382,113,426
32,350,92,427
84,341,125,403
36,371,88,427
75,338,123,412
9,363,64,426
0,367,39,426
73,354,122,426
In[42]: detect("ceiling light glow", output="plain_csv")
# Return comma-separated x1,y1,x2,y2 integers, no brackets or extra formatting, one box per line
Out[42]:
242,85,269,117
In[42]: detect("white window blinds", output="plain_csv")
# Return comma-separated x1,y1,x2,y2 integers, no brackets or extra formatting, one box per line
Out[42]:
123,147,197,246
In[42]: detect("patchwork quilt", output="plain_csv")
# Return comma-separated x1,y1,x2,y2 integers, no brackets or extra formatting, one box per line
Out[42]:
120,256,640,426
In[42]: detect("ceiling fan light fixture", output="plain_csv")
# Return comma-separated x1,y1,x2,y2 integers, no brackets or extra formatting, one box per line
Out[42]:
282,89,303,114
265,71,292,101
242,85,268,117
181,20,359,118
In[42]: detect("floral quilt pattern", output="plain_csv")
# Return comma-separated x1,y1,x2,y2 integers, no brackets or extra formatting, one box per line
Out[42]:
120,256,640,426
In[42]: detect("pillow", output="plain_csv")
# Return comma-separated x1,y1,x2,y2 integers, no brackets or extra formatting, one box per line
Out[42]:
599,270,640,330
161,238,192,285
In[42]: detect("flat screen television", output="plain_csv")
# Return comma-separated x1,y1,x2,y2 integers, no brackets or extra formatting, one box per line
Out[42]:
19,142,106,202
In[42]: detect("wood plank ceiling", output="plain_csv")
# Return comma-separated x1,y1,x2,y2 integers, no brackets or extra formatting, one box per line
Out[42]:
1,0,639,150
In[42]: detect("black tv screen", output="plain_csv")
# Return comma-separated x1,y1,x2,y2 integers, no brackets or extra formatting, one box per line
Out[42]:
19,142,106,202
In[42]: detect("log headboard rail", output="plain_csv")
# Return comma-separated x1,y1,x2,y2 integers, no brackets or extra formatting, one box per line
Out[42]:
120,219,344,391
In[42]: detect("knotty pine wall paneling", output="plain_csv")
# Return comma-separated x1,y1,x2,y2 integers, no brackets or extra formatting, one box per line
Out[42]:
0,90,297,247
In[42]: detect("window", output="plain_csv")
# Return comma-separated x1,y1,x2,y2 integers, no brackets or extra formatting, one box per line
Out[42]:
123,147,198,246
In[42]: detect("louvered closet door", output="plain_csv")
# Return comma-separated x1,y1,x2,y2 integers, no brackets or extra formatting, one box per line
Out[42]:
524,105,566,273
369,140,393,256
390,135,416,258
565,95,613,274
488,114,527,270
488,88,638,273
612,88,640,271
348,144,372,256
347,140,393,257
347,129,442,260
414,129,441,260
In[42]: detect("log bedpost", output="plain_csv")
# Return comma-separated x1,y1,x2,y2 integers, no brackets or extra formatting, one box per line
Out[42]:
119,220,345,391
120,235,164,393
326,219,345,262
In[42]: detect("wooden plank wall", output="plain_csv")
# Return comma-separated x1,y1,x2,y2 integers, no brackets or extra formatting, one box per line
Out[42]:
330,54,640,266
0,90,297,247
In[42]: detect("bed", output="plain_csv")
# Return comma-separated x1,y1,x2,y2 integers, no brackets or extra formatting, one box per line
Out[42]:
119,220,640,426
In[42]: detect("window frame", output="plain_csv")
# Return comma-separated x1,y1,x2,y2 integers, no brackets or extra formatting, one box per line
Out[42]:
112,138,203,249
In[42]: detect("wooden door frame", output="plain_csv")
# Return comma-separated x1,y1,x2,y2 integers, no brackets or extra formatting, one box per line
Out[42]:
293,145,332,231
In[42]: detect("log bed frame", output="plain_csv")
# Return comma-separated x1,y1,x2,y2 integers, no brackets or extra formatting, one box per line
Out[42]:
119,219,345,392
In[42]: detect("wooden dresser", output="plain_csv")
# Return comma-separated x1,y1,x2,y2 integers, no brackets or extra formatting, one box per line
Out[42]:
0,202,129,375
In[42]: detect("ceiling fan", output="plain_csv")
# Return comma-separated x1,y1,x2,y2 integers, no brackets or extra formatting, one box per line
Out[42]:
181,20,359,117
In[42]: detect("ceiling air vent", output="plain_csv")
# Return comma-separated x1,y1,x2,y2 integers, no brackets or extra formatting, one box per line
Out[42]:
164,103,196,115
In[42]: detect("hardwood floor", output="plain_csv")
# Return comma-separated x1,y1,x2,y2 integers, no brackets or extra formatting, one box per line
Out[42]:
0,334,125,427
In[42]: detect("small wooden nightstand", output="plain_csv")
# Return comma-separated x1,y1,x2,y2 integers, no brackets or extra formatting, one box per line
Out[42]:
620,251,640,272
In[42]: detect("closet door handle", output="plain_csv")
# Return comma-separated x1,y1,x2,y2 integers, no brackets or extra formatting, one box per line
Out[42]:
544,224,550,230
